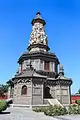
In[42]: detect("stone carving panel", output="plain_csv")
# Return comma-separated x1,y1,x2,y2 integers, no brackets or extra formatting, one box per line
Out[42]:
62,89,68,95
56,90,60,95
29,23,48,46
33,88,42,95
62,96,69,104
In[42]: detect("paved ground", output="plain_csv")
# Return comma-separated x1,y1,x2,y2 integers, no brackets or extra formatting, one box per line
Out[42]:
0,107,80,120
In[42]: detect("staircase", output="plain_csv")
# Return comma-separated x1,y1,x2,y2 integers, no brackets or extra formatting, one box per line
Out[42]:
48,99,63,107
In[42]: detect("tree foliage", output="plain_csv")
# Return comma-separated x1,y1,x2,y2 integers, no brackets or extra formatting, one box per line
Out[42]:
0,100,7,112
76,89,80,94
75,99,80,105
0,84,8,96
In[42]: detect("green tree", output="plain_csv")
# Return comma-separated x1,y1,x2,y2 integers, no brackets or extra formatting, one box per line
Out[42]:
76,89,80,94
6,80,14,88
0,84,8,96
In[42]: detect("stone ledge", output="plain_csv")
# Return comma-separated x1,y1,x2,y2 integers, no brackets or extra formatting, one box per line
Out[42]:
10,104,49,108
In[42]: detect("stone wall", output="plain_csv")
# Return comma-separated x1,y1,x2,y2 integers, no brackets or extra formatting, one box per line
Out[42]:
54,85,61,101
13,79,44,105
32,84,43,105
54,85,70,105
32,59,40,70
50,86,55,98
13,81,31,105
19,59,56,72
61,86,70,105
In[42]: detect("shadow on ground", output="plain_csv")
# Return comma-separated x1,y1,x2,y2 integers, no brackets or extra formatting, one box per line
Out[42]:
0,111,10,114
54,116,70,120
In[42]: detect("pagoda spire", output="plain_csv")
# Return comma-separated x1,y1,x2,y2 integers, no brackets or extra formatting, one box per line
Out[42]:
31,12,46,25
27,12,50,52
36,12,41,18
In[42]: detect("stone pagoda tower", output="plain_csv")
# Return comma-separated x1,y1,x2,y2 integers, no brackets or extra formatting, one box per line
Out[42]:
7,12,72,107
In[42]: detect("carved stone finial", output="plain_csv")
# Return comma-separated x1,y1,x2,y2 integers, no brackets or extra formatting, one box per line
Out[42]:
29,12,48,47
59,64,64,76
36,12,41,18
60,64,63,70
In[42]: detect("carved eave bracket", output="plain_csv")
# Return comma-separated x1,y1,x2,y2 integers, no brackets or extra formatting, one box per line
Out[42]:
31,18,46,26
12,78,31,84
27,44,50,51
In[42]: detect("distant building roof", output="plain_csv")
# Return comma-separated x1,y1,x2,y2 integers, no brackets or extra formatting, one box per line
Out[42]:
72,94,80,96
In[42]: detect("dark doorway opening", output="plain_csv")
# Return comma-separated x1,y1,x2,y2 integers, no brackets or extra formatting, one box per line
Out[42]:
44,86,52,98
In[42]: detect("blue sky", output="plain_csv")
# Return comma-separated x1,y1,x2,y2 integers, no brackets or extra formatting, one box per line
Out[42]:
0,0,80,94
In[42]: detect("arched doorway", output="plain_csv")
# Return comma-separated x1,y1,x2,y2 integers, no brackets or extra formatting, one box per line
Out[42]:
21,85,27,95
44,86,52,98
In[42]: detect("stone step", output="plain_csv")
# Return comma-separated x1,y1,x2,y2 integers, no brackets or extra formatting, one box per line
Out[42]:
48,99,63,107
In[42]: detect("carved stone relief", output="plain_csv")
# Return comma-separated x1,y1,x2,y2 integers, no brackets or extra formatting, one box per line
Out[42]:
29,23,48,46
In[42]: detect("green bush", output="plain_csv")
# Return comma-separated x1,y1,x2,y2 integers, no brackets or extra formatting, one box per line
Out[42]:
33,105,68,116
77,105,80,114
75,99,80,105
68,104,80,114
33,103,80,116
68,105,73,114
44,105,68,116
0,100,7,113
33,107,48,112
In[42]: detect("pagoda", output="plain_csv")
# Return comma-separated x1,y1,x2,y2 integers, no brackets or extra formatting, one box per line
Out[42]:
7,12,72,107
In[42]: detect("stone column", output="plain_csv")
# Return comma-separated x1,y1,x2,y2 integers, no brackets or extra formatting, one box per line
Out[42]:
60,85,62,103
30,78,33,108
69,86,71,104
42,83,44,104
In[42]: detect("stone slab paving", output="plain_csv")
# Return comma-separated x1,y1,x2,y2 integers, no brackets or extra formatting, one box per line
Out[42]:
54,115,80,120
0,107,80,120
0,107,57,120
